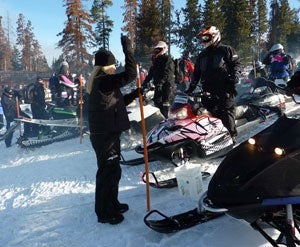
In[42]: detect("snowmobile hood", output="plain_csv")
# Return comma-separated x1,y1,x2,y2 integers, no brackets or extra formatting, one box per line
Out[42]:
207,115,300,207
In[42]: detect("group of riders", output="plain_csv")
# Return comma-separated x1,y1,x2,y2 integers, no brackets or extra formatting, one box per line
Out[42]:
1,25,300,148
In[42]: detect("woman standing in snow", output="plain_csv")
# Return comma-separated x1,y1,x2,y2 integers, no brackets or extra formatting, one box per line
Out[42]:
87,35,138,225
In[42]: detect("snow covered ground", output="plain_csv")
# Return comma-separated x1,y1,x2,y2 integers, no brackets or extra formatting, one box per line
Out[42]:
1,100,300,247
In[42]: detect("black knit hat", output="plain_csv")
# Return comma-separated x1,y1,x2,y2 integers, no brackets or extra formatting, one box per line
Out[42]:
94,50,116,66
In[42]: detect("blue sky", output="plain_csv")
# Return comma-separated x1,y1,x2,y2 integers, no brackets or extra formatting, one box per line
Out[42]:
0,0,298,65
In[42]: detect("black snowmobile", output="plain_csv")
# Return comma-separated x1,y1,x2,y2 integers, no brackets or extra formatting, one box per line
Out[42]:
199,113,300,247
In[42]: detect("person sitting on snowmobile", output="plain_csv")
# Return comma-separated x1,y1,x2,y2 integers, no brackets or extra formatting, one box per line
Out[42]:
143,41,176,118
185,25,242,143
263,43,292,82
49,61,77,107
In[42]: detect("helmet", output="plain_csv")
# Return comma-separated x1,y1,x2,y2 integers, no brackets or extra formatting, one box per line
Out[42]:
4,86,13,95
153,41,168,57
60,61,69,68
197,26,221,47
269,43,284,53
255,61,262,68
182,51,191,59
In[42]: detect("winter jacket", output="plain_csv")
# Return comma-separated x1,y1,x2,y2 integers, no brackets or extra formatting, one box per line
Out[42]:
263,52,291,79
143,53,175,103
181,58,194,82
1,91,20,122
191,43,241,96
88,49,137,134
32,82,46,108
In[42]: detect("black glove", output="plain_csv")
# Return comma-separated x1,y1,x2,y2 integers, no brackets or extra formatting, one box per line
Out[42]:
121,34,132,53
131,88,144,98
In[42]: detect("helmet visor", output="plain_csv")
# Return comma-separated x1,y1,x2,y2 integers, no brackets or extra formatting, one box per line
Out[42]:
201,34,212,43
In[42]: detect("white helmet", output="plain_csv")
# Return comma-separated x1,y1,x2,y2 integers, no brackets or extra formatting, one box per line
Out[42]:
269,43,284,53
197,26,221,47
153,41,168,57
255,61,262,68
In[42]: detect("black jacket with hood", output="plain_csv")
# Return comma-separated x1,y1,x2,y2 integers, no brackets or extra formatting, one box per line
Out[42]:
88,47,137,134
192,42,241,96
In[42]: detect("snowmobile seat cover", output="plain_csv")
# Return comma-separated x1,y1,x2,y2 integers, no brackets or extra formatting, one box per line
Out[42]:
207,115,300,207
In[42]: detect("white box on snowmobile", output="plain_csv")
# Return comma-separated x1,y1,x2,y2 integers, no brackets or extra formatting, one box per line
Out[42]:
175,163,203,200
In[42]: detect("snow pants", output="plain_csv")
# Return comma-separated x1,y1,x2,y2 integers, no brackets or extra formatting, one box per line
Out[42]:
202,93,237,138
90,132,122,218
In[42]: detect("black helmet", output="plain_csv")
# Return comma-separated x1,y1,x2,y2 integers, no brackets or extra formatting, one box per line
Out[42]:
4,86,13,95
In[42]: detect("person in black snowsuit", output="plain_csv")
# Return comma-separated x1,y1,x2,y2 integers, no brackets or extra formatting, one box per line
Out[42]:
186,26,242,143
88,35,139,225
31,77,49,136
143,41,175,118
1,86,31,147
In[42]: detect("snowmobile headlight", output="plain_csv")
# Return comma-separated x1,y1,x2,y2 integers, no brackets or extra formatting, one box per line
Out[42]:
248,138,256,145
274,147,285,156
168,107,188,120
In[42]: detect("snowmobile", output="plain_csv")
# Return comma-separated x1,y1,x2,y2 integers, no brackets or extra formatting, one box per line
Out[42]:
15,103,88,148
121,82,286,167
144,114,300,246
199,113,300,247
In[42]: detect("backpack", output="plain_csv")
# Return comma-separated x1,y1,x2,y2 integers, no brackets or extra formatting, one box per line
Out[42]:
172,58,184,84
23,83,35,104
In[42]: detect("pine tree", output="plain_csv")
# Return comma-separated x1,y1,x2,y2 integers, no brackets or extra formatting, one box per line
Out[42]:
136,0,163,65
91,0,113,50
220,0,254,64
253,0,268,61
58,0,95,74
203,0,224,29
121,0,138,51
286,8,300,55
11,45,23,71
0,16,12,71
172,0,202,59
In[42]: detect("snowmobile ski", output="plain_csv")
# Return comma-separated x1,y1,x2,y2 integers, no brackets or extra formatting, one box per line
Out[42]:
144,208,224,233
0,122,21,141
141,171,211,189
15,117,82,128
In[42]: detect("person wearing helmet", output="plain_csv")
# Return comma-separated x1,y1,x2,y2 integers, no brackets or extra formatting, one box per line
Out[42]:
49,61,77,107
262,43,292,81
248,61,267,80
186,25,241,143
143,41,175,118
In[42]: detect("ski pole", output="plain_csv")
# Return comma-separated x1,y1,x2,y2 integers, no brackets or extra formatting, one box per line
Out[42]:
136,64,151,211
79,75,83,144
